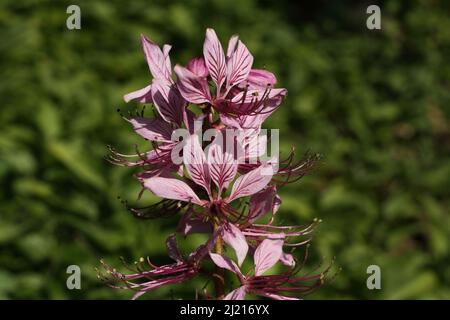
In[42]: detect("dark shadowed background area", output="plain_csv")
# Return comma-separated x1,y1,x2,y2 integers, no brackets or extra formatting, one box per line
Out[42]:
0,0,449,299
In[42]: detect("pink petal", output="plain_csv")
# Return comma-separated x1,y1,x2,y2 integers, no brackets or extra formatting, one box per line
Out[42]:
221,223,248,267
187,57,209,78
123,84,152,103
226,40,253,88
224,286,247,300
141,35,172,82
143,177,204,205
162,44,172,77
245,69,277,89
280,252,295,267
151,78,185,125
126,117,173,142
174,65,211,104
254,238,284,276
273,194,282,215
182,109,197,135
242,131,267,160
183,134,211,194
228,163,274,202
209,253,243,279
203,28,227,94
207,134,238,193
248,186,277,222
226,34,239,60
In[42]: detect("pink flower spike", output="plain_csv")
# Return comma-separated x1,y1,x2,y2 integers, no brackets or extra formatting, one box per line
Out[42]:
203,28,227,94
174,65,212,104
224,286,247,300
221,223,248,266
187,57,209,78
143,177,204,205
183,134,211,196
253,238,284,276
227,163,274,202
109,28,332,301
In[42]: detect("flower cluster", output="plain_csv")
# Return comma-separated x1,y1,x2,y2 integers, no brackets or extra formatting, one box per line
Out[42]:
100,28,331,300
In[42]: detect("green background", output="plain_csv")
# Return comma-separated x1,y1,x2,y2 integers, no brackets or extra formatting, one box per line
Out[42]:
0,0,449,299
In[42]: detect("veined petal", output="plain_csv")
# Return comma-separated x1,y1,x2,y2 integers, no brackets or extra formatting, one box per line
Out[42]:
224,286,247,300
209,253,243,280
254,239,284,276
207,133,238,193
144,177,204,205
141,35,172,82
203,28,227,94
174,65,211,104
126,117,173,142
248,186,277,222
226,34,239,60
222,223,248,267
228,163,274,202
162,44,172,77
242,130,267,160
219,113,264,130
226,40,253,88
123,84,152,103
151,78,185,125
183,134,211,194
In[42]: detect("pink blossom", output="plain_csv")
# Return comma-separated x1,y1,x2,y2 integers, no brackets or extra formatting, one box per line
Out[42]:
210,239,328,300
175,28,287,117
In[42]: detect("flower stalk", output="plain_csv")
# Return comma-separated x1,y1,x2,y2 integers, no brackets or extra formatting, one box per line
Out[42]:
213,228,225,299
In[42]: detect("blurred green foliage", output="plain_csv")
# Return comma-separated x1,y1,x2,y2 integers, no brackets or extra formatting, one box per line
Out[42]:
0,0,449,299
